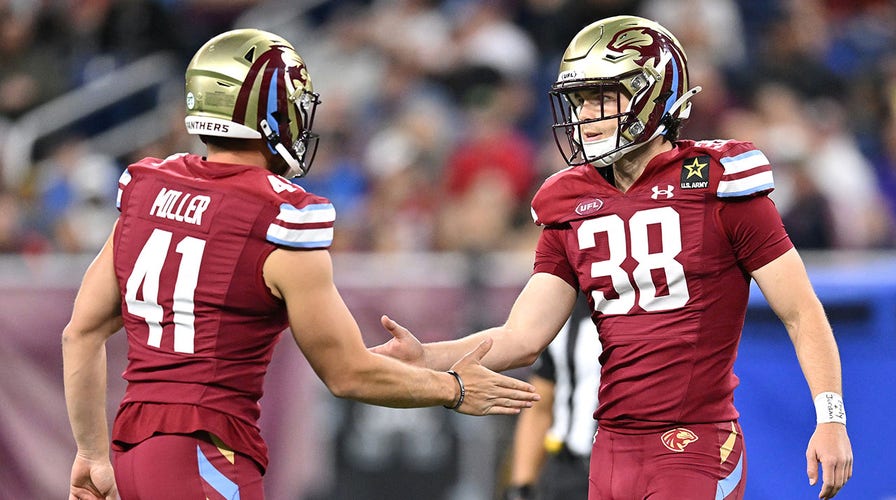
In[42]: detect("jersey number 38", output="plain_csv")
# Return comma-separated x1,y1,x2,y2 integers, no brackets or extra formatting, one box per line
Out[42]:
578,206,689,314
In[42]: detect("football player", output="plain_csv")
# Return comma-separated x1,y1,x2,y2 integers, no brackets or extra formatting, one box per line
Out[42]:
62,29,539,500
375,15,853,500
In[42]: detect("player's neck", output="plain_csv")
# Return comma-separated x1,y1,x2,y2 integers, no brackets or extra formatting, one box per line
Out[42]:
205,147,269,169
612,137,673,192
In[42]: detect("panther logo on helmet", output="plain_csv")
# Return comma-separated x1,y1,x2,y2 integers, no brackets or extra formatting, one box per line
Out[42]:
606,27,659,62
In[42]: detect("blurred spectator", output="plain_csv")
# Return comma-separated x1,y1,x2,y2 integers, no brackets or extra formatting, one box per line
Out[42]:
63,0,186,86
300,3,387,116
520,0,645,60
360,61,460,252
367,0,454,77
449,1,538,82
154,0,257,60
363,109,442,253
805,99,894,248
735,1,845,101
0,0,894,254
33,137,120,252
777,159,837,250
680,58,741,140
295,94,371,251
720,83,893,249
437,66,537,252
874,115,896,227
640,0,746,72
823,0,896,79
0,189,47,253
0,2,68,118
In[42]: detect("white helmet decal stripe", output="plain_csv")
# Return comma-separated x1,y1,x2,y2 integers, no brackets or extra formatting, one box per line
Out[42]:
184,116,262,139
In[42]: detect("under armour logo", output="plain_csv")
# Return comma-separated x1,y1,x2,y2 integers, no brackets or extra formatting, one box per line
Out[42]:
651,185,675,199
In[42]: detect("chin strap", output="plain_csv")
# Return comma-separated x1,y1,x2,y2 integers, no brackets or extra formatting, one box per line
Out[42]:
260,119,304,178
605,85,704,164
670,86,702,120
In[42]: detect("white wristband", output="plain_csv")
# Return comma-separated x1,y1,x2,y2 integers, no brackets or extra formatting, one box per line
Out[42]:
814,392,846,425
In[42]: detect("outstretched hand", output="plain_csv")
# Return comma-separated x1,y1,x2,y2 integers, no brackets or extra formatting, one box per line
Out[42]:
806,423,853,499
448,337,540,416
371,315,427,367
69,453,117,500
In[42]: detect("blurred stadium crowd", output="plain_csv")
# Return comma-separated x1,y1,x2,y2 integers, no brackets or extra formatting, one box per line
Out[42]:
1,0,896,255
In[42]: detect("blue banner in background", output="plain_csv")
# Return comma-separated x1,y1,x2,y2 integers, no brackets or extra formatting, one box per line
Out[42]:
740,253,896,499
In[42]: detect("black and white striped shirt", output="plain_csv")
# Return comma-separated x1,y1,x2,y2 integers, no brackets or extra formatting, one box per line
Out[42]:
533,297,602,458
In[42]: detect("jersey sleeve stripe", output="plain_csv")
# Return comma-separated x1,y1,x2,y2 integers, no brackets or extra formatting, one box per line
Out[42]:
275,202,336,224
717,171,774,197
717,149,774,197
719,149,769,174
266,225,333,248
267,203,335,248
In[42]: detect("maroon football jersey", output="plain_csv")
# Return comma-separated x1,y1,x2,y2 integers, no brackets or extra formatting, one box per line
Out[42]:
531,140,793,432
110,153,334,470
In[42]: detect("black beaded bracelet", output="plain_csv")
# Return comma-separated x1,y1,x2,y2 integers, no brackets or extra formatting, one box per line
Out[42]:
443,370,465,410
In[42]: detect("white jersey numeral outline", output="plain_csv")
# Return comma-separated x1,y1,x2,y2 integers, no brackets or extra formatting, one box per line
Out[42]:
578,206,689,314
125,228,206,353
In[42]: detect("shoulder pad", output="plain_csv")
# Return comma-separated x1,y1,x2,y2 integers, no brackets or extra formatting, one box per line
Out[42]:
264,174,336,249
117,154,190,210
692,140,775,199
531,165,610,226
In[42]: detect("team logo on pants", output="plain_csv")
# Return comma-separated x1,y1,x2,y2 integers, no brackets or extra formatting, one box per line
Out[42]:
661,428,699,452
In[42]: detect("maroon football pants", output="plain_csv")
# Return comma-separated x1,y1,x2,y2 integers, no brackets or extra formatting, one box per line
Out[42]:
589,421,747,500
113,432,264,499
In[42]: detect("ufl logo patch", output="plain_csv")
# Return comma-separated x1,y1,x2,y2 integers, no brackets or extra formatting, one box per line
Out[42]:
661,427,699,452
680,156,710,189
574,197,604,216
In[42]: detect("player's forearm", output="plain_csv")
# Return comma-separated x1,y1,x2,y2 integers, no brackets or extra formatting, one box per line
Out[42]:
785,306,843,397
63,327,111,457
510,376,554,484
754,252,845,397
325,352,457,408
424,333,490,371
425,327,538,372
510,411,551,485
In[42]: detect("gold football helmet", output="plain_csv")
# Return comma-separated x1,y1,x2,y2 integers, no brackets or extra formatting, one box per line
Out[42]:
185,29,320,178
549,16,701,167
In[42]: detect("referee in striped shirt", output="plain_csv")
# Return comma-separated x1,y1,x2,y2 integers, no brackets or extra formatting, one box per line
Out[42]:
504,295,602,500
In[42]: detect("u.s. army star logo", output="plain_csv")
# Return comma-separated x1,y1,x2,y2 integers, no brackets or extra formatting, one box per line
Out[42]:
680,156,709,189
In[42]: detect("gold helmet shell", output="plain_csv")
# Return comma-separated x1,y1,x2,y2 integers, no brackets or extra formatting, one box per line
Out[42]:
549,16,701,167
185,29,320,177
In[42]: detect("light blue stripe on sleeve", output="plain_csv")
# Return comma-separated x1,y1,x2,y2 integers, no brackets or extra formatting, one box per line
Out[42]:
266,236,334,248
719,149,768,174
716,183,775,198
276,202,336,224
